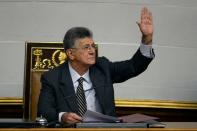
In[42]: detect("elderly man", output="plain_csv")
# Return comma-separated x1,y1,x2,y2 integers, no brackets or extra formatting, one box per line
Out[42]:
38,7,154,125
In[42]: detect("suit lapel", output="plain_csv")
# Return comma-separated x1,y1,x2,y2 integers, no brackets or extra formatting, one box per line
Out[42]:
59,62,78,113
58,62,107,113
89,66,106,111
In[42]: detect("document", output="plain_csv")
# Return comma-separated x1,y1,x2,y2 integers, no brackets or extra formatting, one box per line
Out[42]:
80,110,164,128
83,110,158,123
119,113,159,123
82,110,121,123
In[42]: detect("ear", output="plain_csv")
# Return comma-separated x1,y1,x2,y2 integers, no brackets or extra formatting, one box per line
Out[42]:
66,49,75,60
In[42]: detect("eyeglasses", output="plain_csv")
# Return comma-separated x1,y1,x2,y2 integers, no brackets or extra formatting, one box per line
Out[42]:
72,44,97,51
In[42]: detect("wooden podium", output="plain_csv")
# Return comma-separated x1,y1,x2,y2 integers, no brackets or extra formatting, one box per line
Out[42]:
0,122,197,131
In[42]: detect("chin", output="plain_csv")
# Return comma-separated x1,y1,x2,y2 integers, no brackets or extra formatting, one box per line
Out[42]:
89,61,96,65
88,60,95,65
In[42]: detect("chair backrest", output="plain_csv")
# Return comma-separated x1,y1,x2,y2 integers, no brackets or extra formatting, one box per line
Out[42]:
23,42,66,120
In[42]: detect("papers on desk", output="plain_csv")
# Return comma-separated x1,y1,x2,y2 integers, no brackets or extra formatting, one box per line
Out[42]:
82,110,158,123
82,110,121,123
78,110,163,128
119,113,159,123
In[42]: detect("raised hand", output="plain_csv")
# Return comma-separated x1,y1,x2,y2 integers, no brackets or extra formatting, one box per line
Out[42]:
137,7,154,45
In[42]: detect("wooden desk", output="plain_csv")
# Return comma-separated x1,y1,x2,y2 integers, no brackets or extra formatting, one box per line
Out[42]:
0,122,196,131
164,122,197,128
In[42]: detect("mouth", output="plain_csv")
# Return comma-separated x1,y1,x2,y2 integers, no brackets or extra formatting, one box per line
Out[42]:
88,56,95,60
89,57,95,60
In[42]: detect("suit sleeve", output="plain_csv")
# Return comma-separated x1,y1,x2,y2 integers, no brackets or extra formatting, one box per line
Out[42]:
109,48,154,83
37,74,58,122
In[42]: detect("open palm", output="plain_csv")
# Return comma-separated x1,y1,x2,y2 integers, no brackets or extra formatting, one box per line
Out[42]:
137,7,153,37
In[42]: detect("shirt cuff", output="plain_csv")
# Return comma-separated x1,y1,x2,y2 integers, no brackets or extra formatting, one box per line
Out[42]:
140,43,154,58
59,112,67,123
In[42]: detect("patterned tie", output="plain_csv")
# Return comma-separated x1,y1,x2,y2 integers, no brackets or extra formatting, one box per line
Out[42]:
76,77,87,116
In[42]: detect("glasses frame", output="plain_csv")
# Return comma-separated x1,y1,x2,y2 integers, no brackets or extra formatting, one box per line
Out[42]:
71,44,97,51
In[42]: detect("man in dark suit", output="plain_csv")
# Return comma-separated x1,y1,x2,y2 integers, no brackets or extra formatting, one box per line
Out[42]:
38,7,154,125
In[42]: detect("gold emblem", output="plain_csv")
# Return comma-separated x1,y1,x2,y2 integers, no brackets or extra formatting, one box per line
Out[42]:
52,50,67,67
33,49,43,69
32,48,67,70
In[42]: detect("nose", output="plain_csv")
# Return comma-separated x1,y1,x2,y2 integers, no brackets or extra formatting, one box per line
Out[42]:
88,47,96,55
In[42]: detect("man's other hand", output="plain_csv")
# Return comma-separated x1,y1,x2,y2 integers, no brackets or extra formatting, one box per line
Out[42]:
61,112,82,125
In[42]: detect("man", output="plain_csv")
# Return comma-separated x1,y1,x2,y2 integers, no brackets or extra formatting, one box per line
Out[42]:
37,7,154,125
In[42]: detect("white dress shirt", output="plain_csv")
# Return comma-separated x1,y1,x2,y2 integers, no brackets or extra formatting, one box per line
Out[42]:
59,43,153,122
59,63,102,122
68,63,102,113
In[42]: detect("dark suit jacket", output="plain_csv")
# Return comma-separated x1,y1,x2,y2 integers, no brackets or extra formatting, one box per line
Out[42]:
37,49,153,122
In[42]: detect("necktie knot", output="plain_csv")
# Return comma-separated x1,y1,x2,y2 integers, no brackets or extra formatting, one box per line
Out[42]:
78,77,84,84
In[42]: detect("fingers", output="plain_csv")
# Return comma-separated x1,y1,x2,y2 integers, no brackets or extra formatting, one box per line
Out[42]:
138,7,154,44
136,21,142,32
61,112,82,124
137,7,153,28
141,7,153,25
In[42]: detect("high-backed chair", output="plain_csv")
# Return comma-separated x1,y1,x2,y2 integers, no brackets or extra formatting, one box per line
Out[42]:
23,42,66,120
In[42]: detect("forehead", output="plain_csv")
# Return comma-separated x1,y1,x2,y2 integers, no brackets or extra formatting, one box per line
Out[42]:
75,37,94,46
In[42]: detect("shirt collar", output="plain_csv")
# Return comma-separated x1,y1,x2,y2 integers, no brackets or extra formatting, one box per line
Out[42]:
68,62,91,84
